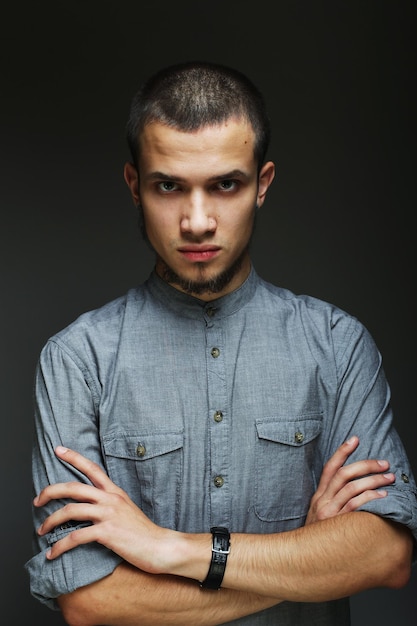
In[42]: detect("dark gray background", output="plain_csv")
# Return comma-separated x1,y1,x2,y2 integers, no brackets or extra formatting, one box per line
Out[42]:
1,1,415,624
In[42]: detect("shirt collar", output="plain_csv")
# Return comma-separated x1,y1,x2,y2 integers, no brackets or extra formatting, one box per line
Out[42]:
145,265,259,320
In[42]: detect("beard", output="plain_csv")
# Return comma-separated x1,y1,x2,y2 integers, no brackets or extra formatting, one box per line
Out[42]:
137,203,258,298
158,249,247,296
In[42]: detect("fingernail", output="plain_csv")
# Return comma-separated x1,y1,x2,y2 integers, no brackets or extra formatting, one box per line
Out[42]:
377,490,387,496
56,446,68,454
346,436,356,444
377,460,389,467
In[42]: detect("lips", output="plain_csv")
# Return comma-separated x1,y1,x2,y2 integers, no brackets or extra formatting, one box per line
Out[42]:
178,245,220,262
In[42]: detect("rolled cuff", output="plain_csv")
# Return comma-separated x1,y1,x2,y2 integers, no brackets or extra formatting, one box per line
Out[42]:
25,543,123,610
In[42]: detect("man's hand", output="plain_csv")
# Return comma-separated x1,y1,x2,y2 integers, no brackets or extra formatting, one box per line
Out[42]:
306,435,395,524
34,446,191,576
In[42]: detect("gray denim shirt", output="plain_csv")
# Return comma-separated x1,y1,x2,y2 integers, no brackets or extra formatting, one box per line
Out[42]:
25,267,417,624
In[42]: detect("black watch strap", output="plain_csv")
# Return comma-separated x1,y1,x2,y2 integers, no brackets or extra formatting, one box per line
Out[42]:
200,526,231,590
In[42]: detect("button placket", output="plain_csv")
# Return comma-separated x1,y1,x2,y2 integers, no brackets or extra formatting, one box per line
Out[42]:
205,321,230,526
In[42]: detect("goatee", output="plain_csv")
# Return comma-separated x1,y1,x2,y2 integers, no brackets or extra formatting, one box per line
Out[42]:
159,250,247,297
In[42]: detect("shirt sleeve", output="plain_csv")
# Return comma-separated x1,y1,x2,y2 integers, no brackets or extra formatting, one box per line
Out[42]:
25,338,123,610
326,312,417,546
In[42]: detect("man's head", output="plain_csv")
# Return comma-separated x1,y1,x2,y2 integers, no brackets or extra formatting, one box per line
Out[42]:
126,61,271,173
124,62,275,300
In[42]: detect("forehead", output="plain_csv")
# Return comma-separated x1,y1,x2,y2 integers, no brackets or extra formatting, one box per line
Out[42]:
138,118,257,177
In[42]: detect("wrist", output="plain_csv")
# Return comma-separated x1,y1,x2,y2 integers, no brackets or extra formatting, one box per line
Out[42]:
162,530,213,582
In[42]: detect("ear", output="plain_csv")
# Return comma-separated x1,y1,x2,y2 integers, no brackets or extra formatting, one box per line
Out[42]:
124,162,141,205
256,161,275,209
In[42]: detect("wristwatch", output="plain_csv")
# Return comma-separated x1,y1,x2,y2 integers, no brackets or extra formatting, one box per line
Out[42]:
200,526,231,590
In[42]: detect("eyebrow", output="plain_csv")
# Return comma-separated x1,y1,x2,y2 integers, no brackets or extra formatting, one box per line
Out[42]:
208,169,251,182
145,169,251,183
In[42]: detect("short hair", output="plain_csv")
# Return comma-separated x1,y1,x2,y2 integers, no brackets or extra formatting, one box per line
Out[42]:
126,61,271,171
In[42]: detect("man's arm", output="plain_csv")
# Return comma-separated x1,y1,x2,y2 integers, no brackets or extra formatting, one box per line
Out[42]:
222,513,412,600
36,440,410,626
58,564,280,626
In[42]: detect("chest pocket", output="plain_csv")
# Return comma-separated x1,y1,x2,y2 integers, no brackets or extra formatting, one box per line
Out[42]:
102,430,184,529
254,416,322,522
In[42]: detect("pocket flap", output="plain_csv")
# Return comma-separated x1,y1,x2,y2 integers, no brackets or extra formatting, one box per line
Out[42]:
102,430,184,460
256,416,322,447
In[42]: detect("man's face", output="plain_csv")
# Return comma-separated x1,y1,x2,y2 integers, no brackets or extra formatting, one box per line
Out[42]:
124,118,275,300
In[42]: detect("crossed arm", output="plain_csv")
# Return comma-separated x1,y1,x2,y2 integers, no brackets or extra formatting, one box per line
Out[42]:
34,436,413,626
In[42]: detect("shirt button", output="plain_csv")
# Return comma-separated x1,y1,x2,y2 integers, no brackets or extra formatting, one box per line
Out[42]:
211,347,220,358
136,443,146,457
206,307,217,317
214,475,224,488
294,431,304,443
214,410,223,422
401,473,410,483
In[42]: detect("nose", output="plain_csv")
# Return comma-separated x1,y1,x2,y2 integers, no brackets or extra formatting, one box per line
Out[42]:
180,193,217,236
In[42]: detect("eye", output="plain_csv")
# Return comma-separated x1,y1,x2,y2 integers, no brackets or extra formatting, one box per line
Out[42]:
217,179,237,192
158,181,179,193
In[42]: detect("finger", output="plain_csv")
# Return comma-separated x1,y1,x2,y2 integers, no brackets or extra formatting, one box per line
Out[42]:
328,459,391,495
317,452,391,503
340,488,390,514
38,503,100,535
336,471,395,506
45,524,101,560
314,436,360,497
322,436,360,478
312,460,392,509
315,472,395,519
54,446,119,492
34,481,103,507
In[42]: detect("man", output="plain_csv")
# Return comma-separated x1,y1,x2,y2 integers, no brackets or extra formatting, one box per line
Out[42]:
26,61,416,625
